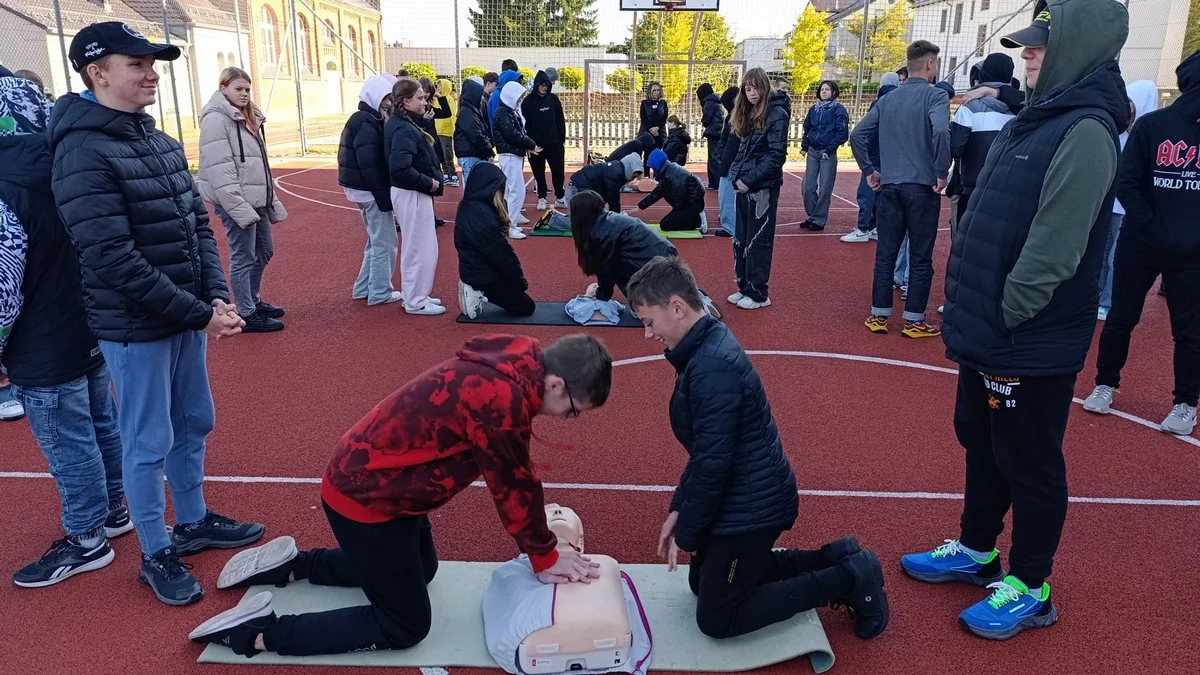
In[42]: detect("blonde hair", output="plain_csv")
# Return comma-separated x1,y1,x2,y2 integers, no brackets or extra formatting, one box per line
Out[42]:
731,67,772,137
219,67,259,136
391,77,435,146
492,188,510,230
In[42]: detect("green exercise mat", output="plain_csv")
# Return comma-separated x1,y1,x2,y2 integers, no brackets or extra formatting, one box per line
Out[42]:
527,224,704,239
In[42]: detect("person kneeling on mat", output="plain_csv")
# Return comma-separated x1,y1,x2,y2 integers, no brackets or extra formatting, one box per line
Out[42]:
535,153,644,232
188,334,612,658
455,162,536,319
624,255,888,641
632,149,708,233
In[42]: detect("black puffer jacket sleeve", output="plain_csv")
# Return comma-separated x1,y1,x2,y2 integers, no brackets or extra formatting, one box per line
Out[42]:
339,109,392,211
730,94,789,191
387,117,437,194
54,147,215,331
493,106,537,156
700,95,724,139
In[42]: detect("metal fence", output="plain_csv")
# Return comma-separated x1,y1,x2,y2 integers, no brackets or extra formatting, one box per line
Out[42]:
0,0,1194,162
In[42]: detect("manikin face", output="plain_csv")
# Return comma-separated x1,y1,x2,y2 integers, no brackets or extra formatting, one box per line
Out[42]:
546,504,584,552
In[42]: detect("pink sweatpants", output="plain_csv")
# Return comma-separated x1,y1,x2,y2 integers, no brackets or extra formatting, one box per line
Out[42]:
391,187,438,311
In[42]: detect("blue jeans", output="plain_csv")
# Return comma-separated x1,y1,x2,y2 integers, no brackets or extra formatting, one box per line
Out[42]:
718,176,736,235
872,183,941,321
856,173,877,233
100,331,214,555
12,363,124,537
894,234,910,287
1099,212,1123,310
459,157,484,187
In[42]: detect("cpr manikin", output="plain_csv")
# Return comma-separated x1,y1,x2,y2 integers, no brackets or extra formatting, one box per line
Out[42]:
482,505,651,675
516,505,632,673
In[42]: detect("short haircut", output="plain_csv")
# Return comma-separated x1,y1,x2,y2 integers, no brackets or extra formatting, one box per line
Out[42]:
483,71,499,84
502,59,518,72
896,66,909,78
80,55,112,90
543,334,613,408
626,255,704,313
907,40,940,69
667,114,681,125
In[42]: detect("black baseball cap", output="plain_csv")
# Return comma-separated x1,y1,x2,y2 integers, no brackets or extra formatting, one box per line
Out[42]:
69,21,181,73
1001,7,1051,48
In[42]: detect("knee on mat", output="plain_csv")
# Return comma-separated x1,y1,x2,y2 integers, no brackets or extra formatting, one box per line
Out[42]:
381,616,432,650
423,559,438,585
695,608,735,640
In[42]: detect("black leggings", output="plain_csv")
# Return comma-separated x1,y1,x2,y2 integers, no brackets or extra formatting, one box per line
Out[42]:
660,198,705,231
480,282,536,316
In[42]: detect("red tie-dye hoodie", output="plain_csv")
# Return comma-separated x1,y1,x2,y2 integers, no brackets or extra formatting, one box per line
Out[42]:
321,334,559,572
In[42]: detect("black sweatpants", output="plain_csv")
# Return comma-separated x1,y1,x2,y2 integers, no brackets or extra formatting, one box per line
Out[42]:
686,529,850,639
529,145,566,200
261,502,438,655
479,281,536,317
1095,236,1200,407
955,367,1075,590
733,185,780,303
871,183,941,321
705,140,720,189
660,198,705,231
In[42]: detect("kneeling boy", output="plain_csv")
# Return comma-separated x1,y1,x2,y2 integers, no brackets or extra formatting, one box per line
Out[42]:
189,334,612,657
625,256,888,640
635,149,707,232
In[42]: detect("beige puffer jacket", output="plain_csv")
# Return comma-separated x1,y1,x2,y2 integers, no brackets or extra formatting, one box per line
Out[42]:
196,91,287,227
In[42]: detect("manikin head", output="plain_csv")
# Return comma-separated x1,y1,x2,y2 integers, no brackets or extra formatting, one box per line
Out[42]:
546,504,584,552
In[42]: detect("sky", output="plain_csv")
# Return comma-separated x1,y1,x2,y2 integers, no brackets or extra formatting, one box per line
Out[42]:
380,0,809,48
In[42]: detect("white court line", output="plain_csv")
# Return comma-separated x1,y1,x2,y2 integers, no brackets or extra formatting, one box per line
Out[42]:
2,350,1194,503
785,168,861,208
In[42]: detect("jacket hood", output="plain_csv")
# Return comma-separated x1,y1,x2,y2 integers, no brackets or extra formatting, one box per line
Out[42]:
770,89,790,110
877,84,897,98
462,160,505,203
696,83,715,101
532,70,553,94
720,86,738,112
455,335,545,412
977,53,1015,85
460,78,484,110
1030,0,1129,103
0,76,52,137
879,72,900,88
202,90,264,124
1177,48,1200,94
437,78,453,97
1126,79,1159,122
48,92,150,148
619,152,644,179
498,70,523,91
500,80,525,109
1022,59,1130,136
359,74,393,111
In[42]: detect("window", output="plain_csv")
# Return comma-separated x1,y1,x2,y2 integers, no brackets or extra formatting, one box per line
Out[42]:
970,0,975,19
954,3,963,33
260,6,278,66
297,15,312,71
217,52,225,71
347,25,360,75
367,30,377,70
228,51,236,67
981,0,990,9
976,24,988,54
774,48,784,61
940,9,948,32
949,56,958,79
324,19,337,46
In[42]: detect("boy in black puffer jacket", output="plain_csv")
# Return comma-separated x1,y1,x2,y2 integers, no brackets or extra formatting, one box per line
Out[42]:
662,115,691,165
635,149,707,232
49,22,263,608
697,84,724,189
522,70,567,210
454,77,494,187
454,162,535,319
624,255,888,642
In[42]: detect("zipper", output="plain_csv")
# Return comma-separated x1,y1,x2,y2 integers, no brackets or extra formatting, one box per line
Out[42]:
141,119,201,287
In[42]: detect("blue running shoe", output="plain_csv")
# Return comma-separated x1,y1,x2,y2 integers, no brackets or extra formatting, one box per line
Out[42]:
900,539,1005,586
959,576,1058,640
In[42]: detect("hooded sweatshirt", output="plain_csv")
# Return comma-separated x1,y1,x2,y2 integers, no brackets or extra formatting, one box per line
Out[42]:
717,86,740,177
697,83,724,140
434,78,457,137
570,153,644,213
493,81,537,157
321,334,560,573
454,161,528,291
488,70,524,126
1116,51,1200,253
948,53,1017,196
337,74,395,211
521,70,565,148
1111,79,1159,215
0,76,102,386
454,77,495,161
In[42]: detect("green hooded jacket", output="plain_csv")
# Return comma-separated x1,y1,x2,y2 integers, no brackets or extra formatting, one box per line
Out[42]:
1000,0,1130,329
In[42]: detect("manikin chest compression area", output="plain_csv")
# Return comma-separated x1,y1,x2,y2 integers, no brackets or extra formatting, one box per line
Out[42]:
482,505,652,675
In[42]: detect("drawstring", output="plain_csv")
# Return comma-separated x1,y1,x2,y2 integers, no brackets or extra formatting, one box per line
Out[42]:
235,124,245,163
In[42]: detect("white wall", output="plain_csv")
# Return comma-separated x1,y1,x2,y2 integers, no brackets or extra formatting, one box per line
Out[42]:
735,38,786,73
0,10,53,91
1122,0,1191,89
191,26,252,101
383,46,614,80
44,33,87,97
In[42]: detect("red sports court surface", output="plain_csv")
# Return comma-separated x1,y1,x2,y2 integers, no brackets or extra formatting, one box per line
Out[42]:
0,163,1193,675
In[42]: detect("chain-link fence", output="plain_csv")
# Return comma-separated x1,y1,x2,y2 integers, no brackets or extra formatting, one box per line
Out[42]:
1,0,1195,161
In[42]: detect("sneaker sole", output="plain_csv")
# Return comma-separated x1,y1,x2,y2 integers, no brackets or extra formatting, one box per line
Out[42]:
901,564,1006,587
901,331,941,338
959,604,1059,640
189,590,275,641
1082,402,1112,414
105,520,135,539
1162,421,1197,435
218,536,298,589
849,550,889,640
12,548,116,588
174,524,266,556
138,569,204,606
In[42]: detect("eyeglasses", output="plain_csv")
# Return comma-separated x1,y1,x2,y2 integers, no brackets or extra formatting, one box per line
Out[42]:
563,381,580,419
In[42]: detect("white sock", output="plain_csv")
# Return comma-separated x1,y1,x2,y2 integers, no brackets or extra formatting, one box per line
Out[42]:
960,544,992,563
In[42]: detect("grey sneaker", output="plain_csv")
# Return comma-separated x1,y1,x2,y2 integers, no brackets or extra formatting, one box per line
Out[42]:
458,281,487,319
1161,403,1197,436
1082,385,1116,414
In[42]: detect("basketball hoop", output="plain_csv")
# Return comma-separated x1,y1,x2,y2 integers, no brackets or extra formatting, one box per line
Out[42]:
657,0,685,10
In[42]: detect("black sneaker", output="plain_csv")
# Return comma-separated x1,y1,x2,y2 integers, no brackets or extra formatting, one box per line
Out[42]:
241,312,284,333
105,499,134,538
255,301,285,319
190,590,278,657
140,546,204,606
836,550,889,639
821,536,861,565
173,510,265,556
714,229,732,237
12,534,114,588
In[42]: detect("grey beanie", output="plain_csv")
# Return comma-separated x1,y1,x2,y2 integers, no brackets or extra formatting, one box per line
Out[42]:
619,152,644,180
545,67,558,82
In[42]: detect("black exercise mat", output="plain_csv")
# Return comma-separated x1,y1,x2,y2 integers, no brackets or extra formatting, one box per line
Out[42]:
456,301,643,327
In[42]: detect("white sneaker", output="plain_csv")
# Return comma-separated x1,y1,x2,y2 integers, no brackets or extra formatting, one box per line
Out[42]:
699,211,709,234
516,214,530,225
840,229,873,243
510,227,527,240
0,398,24,421
555,198,567,208
1097,307,1109,320
406,302,447,316
458,281,487,319
1161,403,1197,435
736,296,771,310
727,292,744,304
938,304,944,314
537,198,547,210
1082,385,1116,414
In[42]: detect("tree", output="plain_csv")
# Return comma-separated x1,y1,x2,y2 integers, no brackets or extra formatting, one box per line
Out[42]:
606,67,645,95
557,66,585,90
461,65,488,81
1184,0,1200,61
469,0,599,48
400,62,436,81
622,11,736,105
832,2,912,83
781,6,832,94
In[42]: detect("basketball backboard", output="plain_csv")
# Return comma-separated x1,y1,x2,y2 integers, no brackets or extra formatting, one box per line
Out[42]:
619,0,720,10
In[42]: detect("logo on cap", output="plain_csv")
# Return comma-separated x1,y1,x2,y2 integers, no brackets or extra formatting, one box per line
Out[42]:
1035,10,1050,26
122,23,147,40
